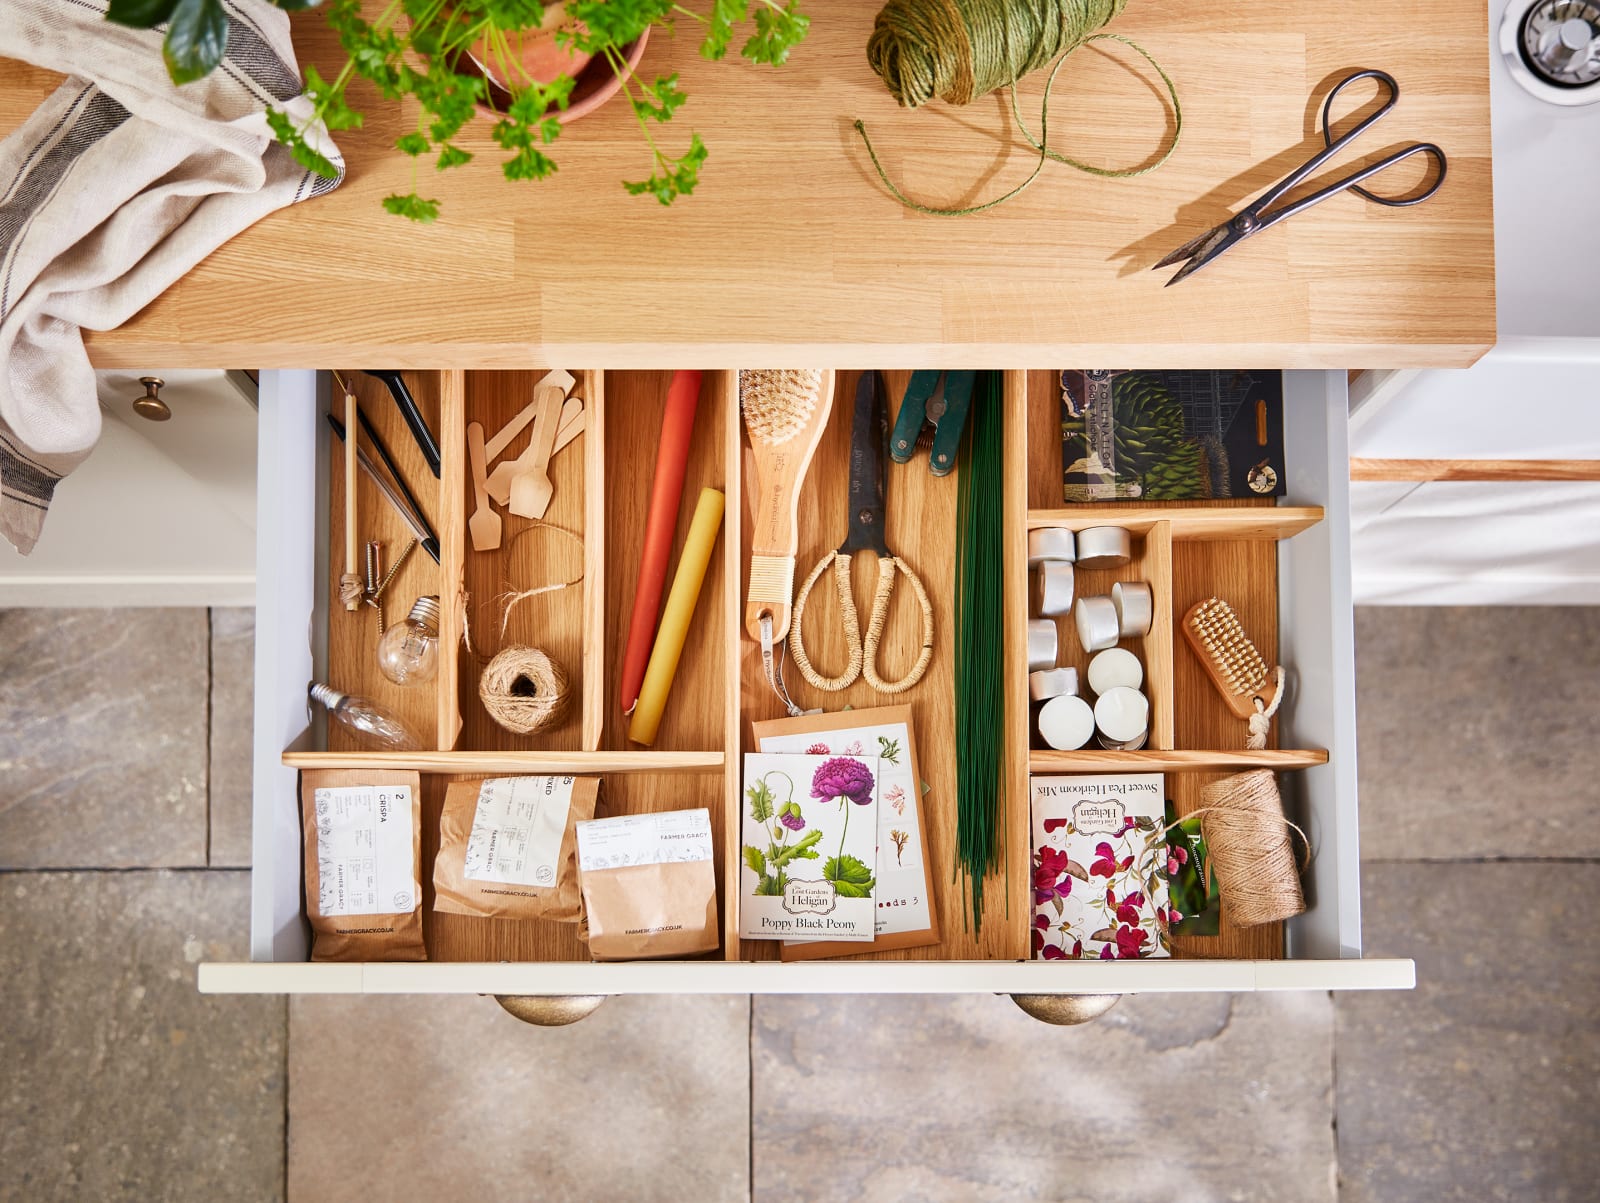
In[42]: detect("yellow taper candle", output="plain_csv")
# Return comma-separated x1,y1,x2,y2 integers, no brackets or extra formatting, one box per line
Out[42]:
628,487,726,746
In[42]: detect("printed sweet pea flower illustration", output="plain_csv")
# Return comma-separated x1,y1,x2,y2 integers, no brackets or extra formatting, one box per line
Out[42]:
1115,889,1146,927
1115,924,1149,958
811,756,876,899
1033,846,1075,906
1090,840,1134,879
1167,842,1189,875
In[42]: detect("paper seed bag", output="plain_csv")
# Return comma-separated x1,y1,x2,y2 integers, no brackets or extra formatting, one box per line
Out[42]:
301,768,426,962
576,809,718,960
434,775,599,923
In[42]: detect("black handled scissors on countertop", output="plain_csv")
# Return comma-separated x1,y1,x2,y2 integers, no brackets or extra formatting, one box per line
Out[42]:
1156,69,1447,286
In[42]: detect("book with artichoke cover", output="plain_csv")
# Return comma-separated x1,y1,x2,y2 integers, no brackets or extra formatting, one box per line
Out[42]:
740,752,879,942
1059,369,1286,501
1030,774,1171,961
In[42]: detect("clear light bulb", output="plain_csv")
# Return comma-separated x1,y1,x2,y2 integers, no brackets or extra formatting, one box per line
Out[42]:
376,596,440,687
309,682,421,751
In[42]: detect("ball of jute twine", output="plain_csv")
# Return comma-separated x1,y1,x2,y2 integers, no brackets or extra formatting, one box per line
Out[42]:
479,646,571,735
1193,770,1307,929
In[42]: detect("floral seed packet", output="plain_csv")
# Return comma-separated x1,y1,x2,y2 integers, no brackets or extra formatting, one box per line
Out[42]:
1030,774,1171,960
740,752,879,942
754,705,939,958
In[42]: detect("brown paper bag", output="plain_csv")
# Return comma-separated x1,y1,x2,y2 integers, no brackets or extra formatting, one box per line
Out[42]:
301,769,426,962
433,776,599,922
576,809,718,961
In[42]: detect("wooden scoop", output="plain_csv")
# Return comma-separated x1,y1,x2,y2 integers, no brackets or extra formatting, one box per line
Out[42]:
466,421,501,551
485,396,583,506
509,382,565,519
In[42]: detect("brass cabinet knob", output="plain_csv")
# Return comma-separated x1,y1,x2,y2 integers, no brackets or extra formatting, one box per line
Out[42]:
492,994,608,1026
132,376,171,422
1009,993,1122,1025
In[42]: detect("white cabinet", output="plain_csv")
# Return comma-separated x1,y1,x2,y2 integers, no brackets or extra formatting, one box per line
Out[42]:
0,370,257,606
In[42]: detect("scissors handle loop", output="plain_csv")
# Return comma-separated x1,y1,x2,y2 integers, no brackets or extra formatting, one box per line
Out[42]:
791,551,934,694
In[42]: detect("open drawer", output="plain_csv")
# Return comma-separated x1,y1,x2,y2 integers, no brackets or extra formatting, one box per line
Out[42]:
200,368,1412,998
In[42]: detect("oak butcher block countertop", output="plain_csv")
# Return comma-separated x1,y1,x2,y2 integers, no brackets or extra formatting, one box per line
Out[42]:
1,0,1495,368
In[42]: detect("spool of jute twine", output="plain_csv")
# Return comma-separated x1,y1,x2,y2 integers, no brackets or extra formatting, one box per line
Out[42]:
855,0,1182,215
1195,770,1307,929
479,646,571,735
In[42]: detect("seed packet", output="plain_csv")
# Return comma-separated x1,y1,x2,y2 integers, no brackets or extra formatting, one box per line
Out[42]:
739,752,878,942
1030,774,1171,960
1164,799,1221,937
576,808,719,961
434,776,599,922
301,768,426,962
753,705,939,959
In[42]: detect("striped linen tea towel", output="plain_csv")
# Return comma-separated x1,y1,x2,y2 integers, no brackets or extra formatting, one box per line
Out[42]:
0,0,343,554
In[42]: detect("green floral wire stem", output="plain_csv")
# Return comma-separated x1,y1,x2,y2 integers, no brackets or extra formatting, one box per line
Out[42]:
853,32,1182,217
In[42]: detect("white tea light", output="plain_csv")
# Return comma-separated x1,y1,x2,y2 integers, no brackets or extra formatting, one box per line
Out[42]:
1111,580,1153,637
1087,647,1144,695
1027,619,1059,671
1029,666,1079,701
1076,526,1132,569
1033,561,1074,617
1038,694,1095,750
1027,527,1076,566
1094,686,1149,747
1074,596,1120,654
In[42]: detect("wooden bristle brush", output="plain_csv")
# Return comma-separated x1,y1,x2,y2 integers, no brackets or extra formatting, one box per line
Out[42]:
1182,597,1284,748
740,369,834,642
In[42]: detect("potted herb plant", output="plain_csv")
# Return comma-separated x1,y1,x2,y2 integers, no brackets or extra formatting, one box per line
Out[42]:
106,0,811,220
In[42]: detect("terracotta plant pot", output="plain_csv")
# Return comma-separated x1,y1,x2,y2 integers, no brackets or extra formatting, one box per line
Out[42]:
467,3,593,89
463,25,650,124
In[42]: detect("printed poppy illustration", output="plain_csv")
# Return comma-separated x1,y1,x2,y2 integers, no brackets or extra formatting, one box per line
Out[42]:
778,801,806,832
811,757,875,807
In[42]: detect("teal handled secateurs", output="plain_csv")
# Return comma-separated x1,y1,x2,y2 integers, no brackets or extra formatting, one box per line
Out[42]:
890,370,976,476
1156,69,1447,285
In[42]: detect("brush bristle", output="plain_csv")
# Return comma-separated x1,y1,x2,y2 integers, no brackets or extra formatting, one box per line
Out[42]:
741,370,824,445
1186,597,1269,695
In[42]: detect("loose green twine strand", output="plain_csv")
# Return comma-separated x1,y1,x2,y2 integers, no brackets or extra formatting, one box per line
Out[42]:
854,0,1183,216
954,370,1006,932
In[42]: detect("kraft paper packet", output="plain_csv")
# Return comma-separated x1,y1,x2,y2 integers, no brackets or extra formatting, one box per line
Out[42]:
576,809,719,960
433,775,599,922
301,768,426,962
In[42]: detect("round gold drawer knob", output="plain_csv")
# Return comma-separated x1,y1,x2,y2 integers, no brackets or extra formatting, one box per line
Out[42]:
132,376,171,422
492,994,608,1027
1009,993,1122,1025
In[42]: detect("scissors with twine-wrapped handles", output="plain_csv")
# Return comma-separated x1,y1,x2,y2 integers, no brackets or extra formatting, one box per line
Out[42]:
790,369,934,694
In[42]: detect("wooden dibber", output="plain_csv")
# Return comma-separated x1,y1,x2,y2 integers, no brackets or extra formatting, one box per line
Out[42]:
740,369,834,642
509,382,566,519
466,421,501,552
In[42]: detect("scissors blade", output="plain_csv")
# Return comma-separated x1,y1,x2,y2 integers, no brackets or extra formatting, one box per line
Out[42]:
1157,222,1242,286
842,369,890,557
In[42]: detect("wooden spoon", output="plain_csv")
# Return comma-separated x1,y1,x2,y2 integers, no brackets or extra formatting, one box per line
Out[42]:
466,421,501,551
484,368,576,461
508,383,565,519
485,396,583,506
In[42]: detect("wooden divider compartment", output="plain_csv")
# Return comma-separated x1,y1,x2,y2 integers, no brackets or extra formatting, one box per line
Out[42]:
1024,514,1175,752
449,369,604,754
735,369,1032,962
324,369,450,750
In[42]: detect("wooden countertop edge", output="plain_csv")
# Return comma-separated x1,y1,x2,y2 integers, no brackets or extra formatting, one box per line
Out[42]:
82,337,1498,371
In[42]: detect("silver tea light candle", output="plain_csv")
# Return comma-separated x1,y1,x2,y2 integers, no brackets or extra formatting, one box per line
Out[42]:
1075,526,1132,569
1027,527,1076,566
1033,561,1074,616
1094,686,1149,749
1111,580,1153,637
1074,596,1120,654
1027,618,1059,671
1038,694,1096,750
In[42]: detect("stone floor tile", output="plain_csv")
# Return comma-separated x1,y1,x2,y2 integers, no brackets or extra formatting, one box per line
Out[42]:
288,993,749,1203
0,870,285,1203
1336,861,1600,1203
209,608,255,867
0,609,209,867
1355,607,1600,860
753,990,1334,1203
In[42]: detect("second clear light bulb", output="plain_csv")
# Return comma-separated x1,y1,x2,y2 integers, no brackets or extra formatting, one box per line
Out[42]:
376,595,440,686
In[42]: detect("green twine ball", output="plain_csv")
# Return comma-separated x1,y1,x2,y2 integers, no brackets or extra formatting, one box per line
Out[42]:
867,0,1129,108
